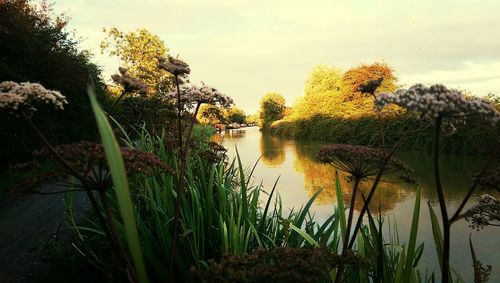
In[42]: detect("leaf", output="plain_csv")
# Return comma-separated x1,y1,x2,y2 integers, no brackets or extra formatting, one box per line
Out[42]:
403,188,421,282
289,223,319,247
88,82,149,283
427,201,443,273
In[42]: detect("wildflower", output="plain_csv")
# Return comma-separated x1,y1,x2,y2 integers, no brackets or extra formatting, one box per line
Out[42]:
0,81,67,115
164,82,233,108
317,144,413,180
158,55,190,76
375,84,500,124
359,77,383,95
111,67,148,94
463,194,500,230
35,141,175,190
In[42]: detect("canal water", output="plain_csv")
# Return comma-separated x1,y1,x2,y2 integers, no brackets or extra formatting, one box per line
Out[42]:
213,126,500,282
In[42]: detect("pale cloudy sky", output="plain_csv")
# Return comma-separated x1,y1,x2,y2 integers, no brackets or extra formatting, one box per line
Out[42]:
53,0,500,113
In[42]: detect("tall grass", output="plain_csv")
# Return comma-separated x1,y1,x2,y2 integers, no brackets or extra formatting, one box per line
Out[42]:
66,122,426,282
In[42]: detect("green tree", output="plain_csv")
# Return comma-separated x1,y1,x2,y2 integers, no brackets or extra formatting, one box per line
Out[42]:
197,104,226,125
0,0,104,169
246,114,259,125
225,107,246,124
101,27,172,95
259,92,286,129
340,62,397,101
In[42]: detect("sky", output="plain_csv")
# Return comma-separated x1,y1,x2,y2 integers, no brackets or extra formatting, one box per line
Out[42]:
52,0,500,113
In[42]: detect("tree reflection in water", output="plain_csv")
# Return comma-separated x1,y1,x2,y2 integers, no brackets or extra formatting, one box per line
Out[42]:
260,134,286,167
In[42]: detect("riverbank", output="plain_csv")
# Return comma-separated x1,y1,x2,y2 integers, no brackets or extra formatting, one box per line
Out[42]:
268,114,500,155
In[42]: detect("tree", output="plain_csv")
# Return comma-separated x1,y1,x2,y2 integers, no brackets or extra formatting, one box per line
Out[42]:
304,65,343,97
246,114,259,125
197,104,226,125
225,107,246,124
101,27,172,95
0,0,104,169
259,92,286,129
340,62,397,101
293,65,344,119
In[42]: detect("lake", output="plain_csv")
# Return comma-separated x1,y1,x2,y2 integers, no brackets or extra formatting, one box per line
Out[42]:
213,126,500,282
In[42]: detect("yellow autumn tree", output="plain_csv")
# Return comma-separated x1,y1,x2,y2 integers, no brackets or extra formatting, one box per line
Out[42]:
101,27,173,95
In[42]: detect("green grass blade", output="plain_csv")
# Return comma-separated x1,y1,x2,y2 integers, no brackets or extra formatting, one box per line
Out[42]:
427,201,443,273
289,223,319,247
259,176,279,233
88,83,149,283
335,171,347,242
403,188,421,282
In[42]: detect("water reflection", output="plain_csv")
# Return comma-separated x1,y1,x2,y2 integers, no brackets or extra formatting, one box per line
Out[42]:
214,128,498,210
260,134,286,167
213,127,500,281
292,142,415,214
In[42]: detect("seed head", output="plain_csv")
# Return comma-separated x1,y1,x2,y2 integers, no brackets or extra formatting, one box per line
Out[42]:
158,55,190,76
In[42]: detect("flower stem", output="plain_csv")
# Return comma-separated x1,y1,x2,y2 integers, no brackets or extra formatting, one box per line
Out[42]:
373,94,386,155
169,101,202,281
433,116,451,283
348,119,419,249
23,114,137,283
344,177,361,250
175,75,183,150
100,191,138,283
450,144,500,223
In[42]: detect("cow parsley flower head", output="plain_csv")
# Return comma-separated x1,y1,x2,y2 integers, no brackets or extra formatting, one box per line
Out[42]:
0,81,68,116
165,82,233,108
158,55,190,76
111,67,148,94
375,84,500,125
317,144,413,180
464,194,500,230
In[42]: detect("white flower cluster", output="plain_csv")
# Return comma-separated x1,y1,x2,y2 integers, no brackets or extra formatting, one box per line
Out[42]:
375,84,500,124
0,81,68,115
165,82,233,108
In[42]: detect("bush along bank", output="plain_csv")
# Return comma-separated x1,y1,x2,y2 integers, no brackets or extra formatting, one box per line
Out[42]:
269,113,499,156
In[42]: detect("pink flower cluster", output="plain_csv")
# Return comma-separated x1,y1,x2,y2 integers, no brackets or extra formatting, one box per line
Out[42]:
375,84,500,124
165,82,233,108
0,81,67,115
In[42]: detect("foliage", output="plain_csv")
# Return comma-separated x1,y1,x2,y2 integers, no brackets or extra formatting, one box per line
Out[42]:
189,247,364,283
287,63,400,122
259,92,286,129
62,120,428,282
0,0,105,170
197,104,226,125
101,27,172,95
270,63,500,155
304,65,343,97
340,62,397,101
224,106,246,124
246,113,259,125
271,114,499,155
